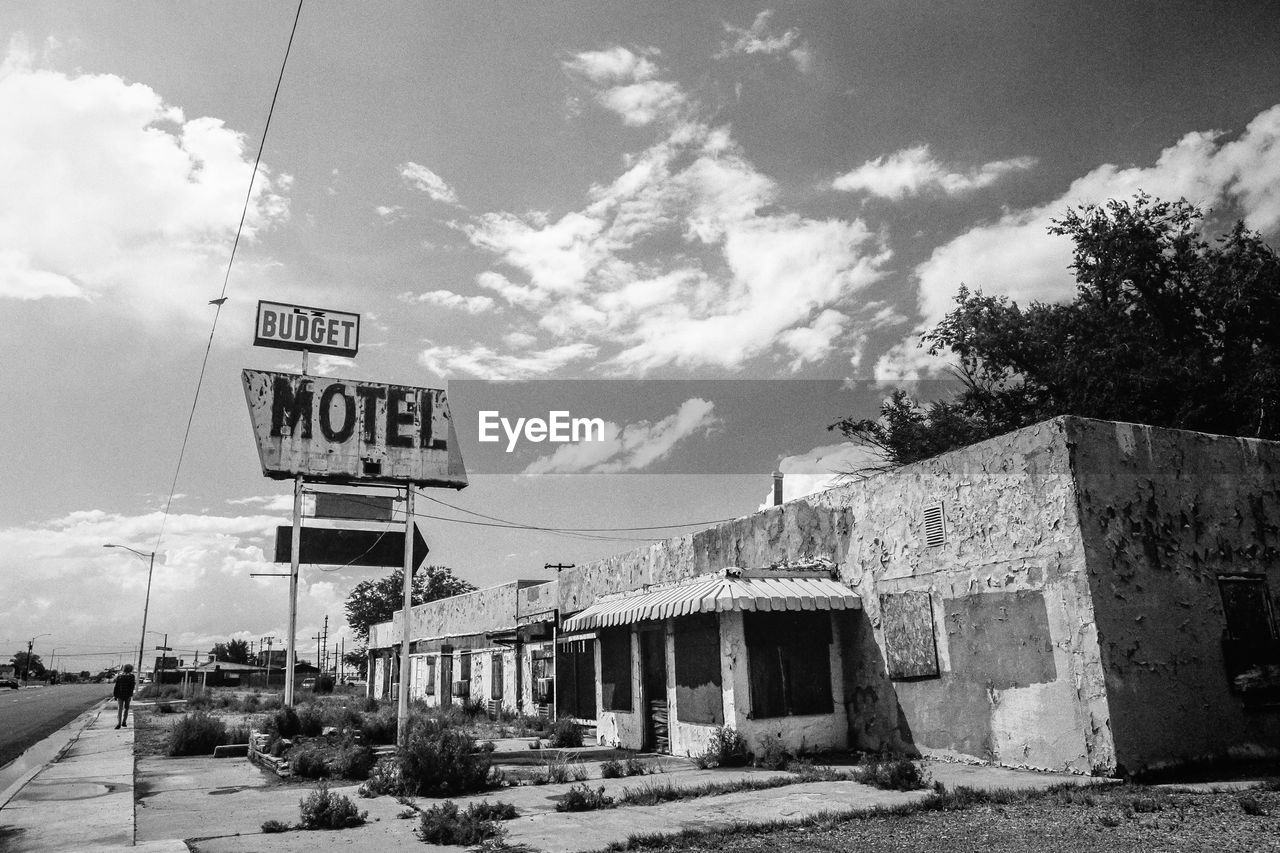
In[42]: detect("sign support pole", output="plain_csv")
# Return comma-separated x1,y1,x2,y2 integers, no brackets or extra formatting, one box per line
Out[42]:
285,473,301,707
396,486,416,746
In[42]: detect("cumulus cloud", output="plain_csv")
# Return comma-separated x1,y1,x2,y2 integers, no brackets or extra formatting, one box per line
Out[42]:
403,289,496,314
875,103,1280,379
563,46,688,127
523,398,718,474
716,10,812,72
400,162,459,204
833,144,1036,200
0,45,289,315
459,58,890,375
418,342,599,380
758,441,889,508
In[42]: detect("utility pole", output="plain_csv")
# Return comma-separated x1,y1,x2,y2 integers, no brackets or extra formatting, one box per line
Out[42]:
545,563,575,573
262,636,276,690
320,616,329,675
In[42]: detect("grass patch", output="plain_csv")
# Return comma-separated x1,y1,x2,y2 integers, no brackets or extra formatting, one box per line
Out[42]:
557,783,615,812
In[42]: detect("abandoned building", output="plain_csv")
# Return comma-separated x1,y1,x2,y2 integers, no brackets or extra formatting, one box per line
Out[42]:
368,416,1280,776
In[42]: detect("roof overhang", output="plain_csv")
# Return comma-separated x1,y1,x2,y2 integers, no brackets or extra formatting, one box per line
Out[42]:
560,568,860,633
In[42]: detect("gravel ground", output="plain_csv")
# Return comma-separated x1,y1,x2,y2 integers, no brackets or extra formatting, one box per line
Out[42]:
616,785,1280,853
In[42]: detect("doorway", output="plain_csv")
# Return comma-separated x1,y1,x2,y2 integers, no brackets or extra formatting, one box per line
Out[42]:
639,628,668,752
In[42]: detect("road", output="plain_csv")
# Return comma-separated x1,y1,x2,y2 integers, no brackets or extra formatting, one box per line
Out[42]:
0,684,107,770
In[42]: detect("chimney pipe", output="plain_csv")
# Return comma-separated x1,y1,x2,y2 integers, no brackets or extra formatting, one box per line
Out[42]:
772,471,784,506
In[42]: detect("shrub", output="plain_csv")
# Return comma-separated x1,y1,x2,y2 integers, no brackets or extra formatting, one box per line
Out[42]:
417,800,516,845
361,706,398,745
536,751,585,784
269,706,301,739
259,693,283,711
1239,794,1269,816
298,782,367,830
362,695,381,713
398,725,493,796
753,732,789,770
261,819,290,833
316,675,335,694
332,744,376,781
329,703,364,734
854,757,928,791
290,744,330,779
157,702,175,714
549,717,582,748
700,726,750,768
478,740,496,753
186,691,213,711
600,758,625,779
224,724,250,745
167,711,227,756
359,758,401,797
242,694,261,713
556,783,614,812
623,756,650,777
297,703,326,737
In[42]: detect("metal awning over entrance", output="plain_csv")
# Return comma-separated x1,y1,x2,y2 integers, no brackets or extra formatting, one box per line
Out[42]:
560,569,861,633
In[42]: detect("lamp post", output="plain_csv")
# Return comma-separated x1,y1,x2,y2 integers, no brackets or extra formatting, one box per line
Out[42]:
23,633,50,683
104,544,157,679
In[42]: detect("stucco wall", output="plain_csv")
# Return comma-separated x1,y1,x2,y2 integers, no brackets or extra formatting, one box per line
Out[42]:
1069,418,1280,775
558,418,1114,773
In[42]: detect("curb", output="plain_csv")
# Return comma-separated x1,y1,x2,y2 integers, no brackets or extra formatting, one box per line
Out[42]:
0,699,111,809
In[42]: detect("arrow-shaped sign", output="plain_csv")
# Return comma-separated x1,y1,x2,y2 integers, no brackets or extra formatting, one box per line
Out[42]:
274,524,429,569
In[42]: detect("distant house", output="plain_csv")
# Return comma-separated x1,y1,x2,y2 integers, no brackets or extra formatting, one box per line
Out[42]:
370,417,1280,777
0,663,16,680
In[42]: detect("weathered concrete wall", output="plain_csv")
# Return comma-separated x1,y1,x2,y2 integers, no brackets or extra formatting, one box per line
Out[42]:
385,581,523,642
1069,418,1280,775
559,418,1114,773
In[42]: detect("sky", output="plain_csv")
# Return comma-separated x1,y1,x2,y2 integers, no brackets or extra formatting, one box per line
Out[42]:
2,0,1280,675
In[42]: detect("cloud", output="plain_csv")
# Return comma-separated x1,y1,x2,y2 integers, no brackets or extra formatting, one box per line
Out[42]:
403,289,496,314
875,103,1280,379
563,46,688,127
716,10,812,72
523,397,718,474
461,75,890,374
375,204,405,221
759,441,889,508
0,45,289,315
833,144,1036,200
418,342,598,380
400,162,459,205
0,505,361,672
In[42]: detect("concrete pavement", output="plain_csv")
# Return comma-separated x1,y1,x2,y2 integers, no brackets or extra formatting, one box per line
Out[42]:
0,701,184,853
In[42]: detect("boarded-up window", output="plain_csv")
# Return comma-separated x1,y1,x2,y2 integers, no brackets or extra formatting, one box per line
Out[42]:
531,648,553,705
456,652,471,697
556,638,597,720
600,629,633,712
745,612,833,718
491,653,504,700
424,656,436,695
674,614,723,725
881,592,940,679
1218,574,1280,700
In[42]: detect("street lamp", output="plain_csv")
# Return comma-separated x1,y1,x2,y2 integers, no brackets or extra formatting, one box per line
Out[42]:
103,544,157,680
23,633,50,682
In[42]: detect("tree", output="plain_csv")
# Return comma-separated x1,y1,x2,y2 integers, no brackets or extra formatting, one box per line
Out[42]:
209,638,252,664
833,195,1280,464
12,651,45,679
343,646,369,679
345,565,475,643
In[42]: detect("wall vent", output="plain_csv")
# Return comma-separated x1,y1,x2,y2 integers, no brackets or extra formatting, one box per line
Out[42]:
923,503,946,547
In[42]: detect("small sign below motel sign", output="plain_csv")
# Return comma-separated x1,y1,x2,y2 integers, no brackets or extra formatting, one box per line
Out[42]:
254,301,360,358
242,369,467,488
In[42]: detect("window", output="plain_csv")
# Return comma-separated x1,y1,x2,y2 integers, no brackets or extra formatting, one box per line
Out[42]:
745,612,833,718
674,614,723,724
600,629,633,712
491,652,504,700
1218,574,1280,701
881,592,940,679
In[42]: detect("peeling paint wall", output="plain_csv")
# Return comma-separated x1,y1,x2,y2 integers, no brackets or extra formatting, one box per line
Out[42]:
1069,418,1280,775
559,418,1114,773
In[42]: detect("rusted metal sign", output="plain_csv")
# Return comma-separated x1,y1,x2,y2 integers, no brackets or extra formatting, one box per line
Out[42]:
242,369,467,487
254,301,360,357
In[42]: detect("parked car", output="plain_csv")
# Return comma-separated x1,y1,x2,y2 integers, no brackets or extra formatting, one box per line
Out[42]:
301,677,316,690
0,678,19,690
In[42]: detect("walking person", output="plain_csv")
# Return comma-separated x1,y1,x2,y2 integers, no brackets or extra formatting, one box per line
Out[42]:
113,664,136,729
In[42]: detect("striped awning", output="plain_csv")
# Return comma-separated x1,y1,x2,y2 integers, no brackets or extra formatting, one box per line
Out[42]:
560,572,860,633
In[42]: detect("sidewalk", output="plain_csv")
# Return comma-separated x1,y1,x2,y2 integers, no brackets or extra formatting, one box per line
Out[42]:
0,702,183,853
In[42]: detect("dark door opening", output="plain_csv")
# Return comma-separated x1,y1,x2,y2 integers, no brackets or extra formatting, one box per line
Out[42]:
640,628,668,752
